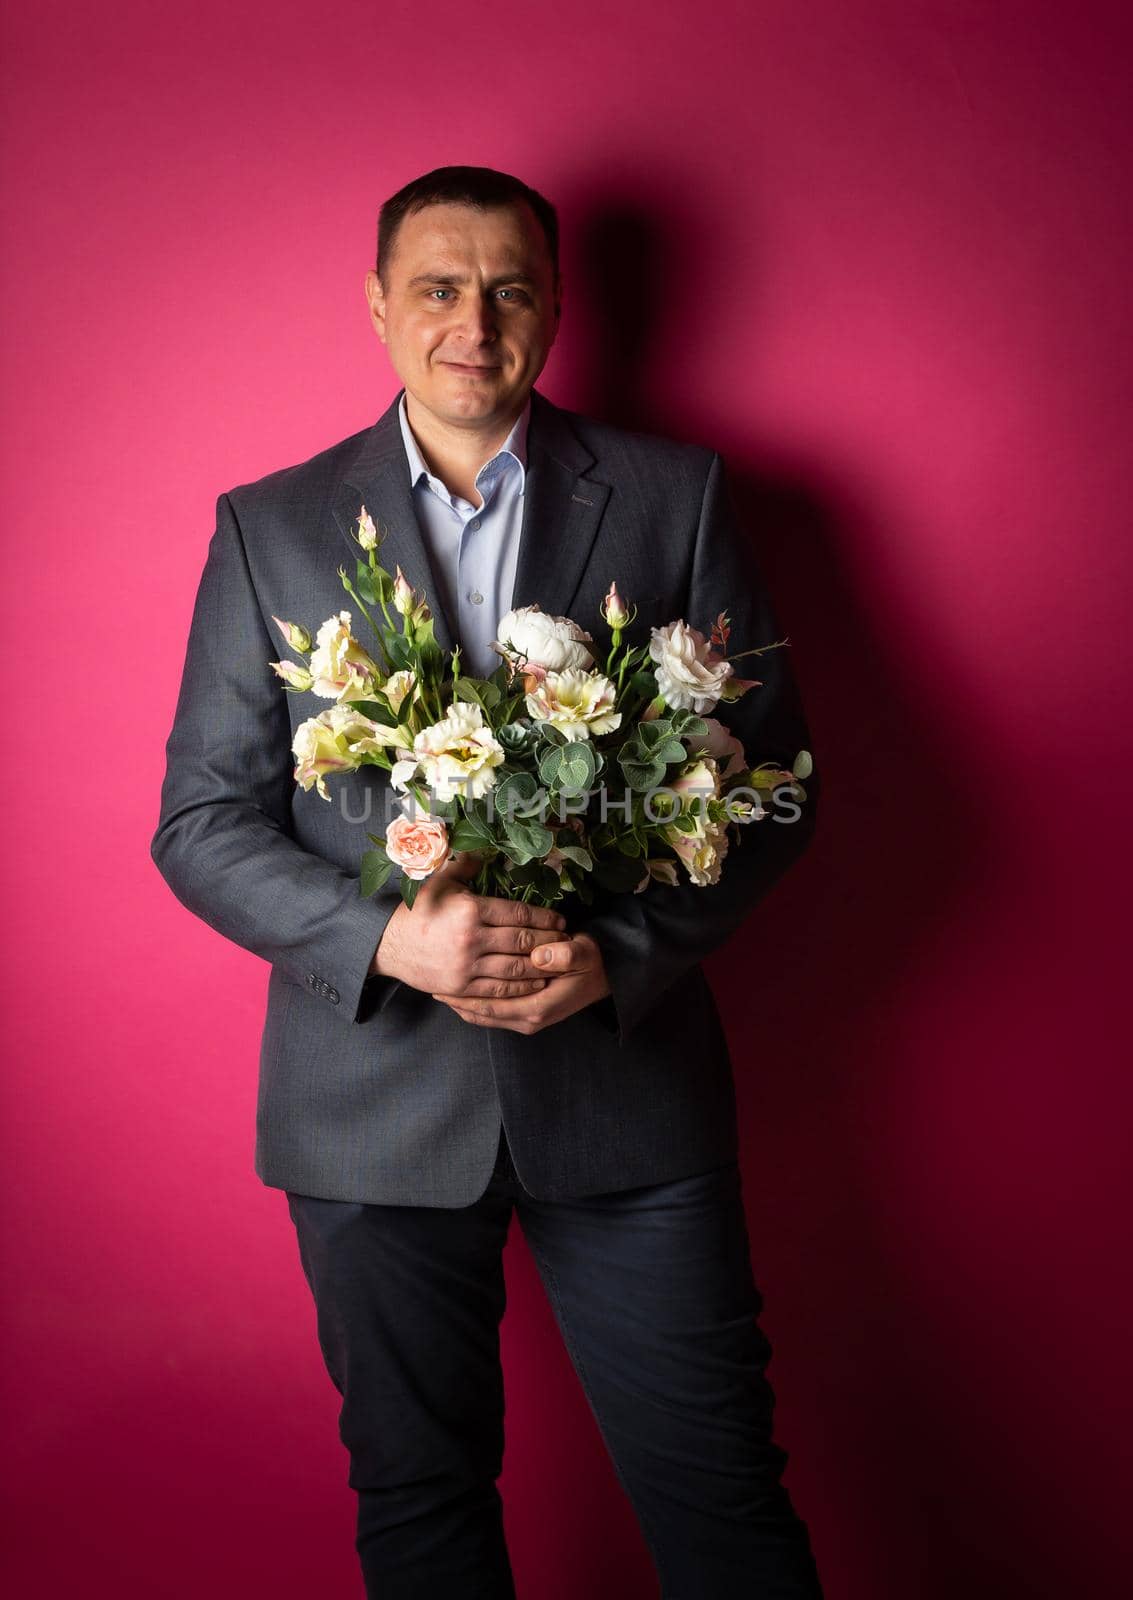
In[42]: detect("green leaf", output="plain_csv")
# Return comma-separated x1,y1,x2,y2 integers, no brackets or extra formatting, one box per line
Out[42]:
400,877,420,910
619,753,665,791
628,669,658,700
453,678,486,711
347,700,402,729
463,677,501,708
502,815,554,862
556,844,593,872
494,770,544,820
360,850,392,897
385,634,413,670
537,745,564,788
558,742,597,794
450,816,495,852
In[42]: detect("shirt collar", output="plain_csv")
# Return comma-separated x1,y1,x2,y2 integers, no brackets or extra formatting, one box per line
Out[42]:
398,389,530,498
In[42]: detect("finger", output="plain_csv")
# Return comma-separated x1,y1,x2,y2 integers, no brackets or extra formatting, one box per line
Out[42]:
432,993,540,1022
474,925,569,959
475,896,567,933
528,936,590,974
437,1002,543,1036
442,975,547,999
432,998,503,1027
470,953,559,983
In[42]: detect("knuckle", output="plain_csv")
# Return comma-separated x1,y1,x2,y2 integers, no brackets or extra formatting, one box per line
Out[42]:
514,927,535,954
513,902,533,926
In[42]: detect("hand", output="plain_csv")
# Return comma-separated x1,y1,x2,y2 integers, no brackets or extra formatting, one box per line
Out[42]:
431,931,611,1036
369,852,569,1000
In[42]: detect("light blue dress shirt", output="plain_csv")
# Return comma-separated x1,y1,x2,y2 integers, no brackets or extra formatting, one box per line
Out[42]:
397,390,530,679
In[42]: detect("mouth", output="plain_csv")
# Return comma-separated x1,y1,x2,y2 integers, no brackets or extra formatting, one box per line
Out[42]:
443,362,501,375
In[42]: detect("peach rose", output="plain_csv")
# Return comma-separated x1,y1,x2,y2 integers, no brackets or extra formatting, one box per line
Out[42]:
385,812,452,881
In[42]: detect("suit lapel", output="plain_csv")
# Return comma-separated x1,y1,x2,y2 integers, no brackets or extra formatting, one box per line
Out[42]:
510,388,611,624
330,386,612,662
331,389,458,653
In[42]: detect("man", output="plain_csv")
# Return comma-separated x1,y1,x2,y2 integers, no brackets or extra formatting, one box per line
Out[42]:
152,165,824,1598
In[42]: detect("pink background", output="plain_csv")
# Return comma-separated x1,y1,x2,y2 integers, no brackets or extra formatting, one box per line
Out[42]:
3,2,1130,1595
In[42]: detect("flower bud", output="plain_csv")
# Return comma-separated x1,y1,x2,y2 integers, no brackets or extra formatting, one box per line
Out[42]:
393,565,416,617
272,616,312,653
356,505,379,550
601,580,632,630
270,659,314,691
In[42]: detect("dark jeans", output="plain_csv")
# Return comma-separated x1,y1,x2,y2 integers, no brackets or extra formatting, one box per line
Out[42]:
287,1126,823,1599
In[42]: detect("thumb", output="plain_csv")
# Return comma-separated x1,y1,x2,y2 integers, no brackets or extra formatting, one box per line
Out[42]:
530,936,581,972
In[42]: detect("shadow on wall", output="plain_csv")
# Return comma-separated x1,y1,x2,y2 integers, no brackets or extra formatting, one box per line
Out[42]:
502,183,1090,1600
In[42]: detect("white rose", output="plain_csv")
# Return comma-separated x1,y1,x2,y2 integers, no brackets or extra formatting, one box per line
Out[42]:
390,701,506,802
491,604,595,679
292,706,411,801
649,620,733,713
382,669,417,716
670,756,720,809
666,820,730,886
524,668,622,742
308,610,383,701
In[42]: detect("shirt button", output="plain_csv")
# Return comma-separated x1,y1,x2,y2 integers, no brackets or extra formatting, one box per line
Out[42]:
470,518,481,530
469,591,484,605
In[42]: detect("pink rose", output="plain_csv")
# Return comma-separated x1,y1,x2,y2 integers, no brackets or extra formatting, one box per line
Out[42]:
385,814,451,881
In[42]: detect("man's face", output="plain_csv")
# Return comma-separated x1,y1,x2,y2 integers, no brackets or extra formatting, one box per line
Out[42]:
364,201,561,431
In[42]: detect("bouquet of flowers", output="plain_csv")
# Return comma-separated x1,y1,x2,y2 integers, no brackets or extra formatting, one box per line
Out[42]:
270,506,812,909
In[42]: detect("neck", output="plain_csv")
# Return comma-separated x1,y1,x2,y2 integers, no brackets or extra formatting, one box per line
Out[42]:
404,392,526,505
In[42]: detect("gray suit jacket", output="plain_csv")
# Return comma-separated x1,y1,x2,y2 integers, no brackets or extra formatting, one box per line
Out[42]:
151,386,819,1205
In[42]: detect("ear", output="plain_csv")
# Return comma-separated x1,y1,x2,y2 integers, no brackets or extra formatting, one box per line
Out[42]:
364,269,387,345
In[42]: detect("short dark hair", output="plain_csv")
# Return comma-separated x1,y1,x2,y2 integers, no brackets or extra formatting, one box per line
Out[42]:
376,165,560,293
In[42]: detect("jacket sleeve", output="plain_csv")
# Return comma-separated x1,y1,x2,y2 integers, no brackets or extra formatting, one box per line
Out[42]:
150,491,402,1024
577,451,821,1045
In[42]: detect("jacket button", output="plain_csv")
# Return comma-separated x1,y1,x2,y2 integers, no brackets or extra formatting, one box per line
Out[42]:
327,988,340,1005
306,972,317,989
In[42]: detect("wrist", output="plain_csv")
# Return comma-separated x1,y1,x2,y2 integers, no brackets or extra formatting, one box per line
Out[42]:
369,903,407,981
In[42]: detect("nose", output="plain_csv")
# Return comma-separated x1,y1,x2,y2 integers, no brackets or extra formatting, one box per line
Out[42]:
456,293,499,346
